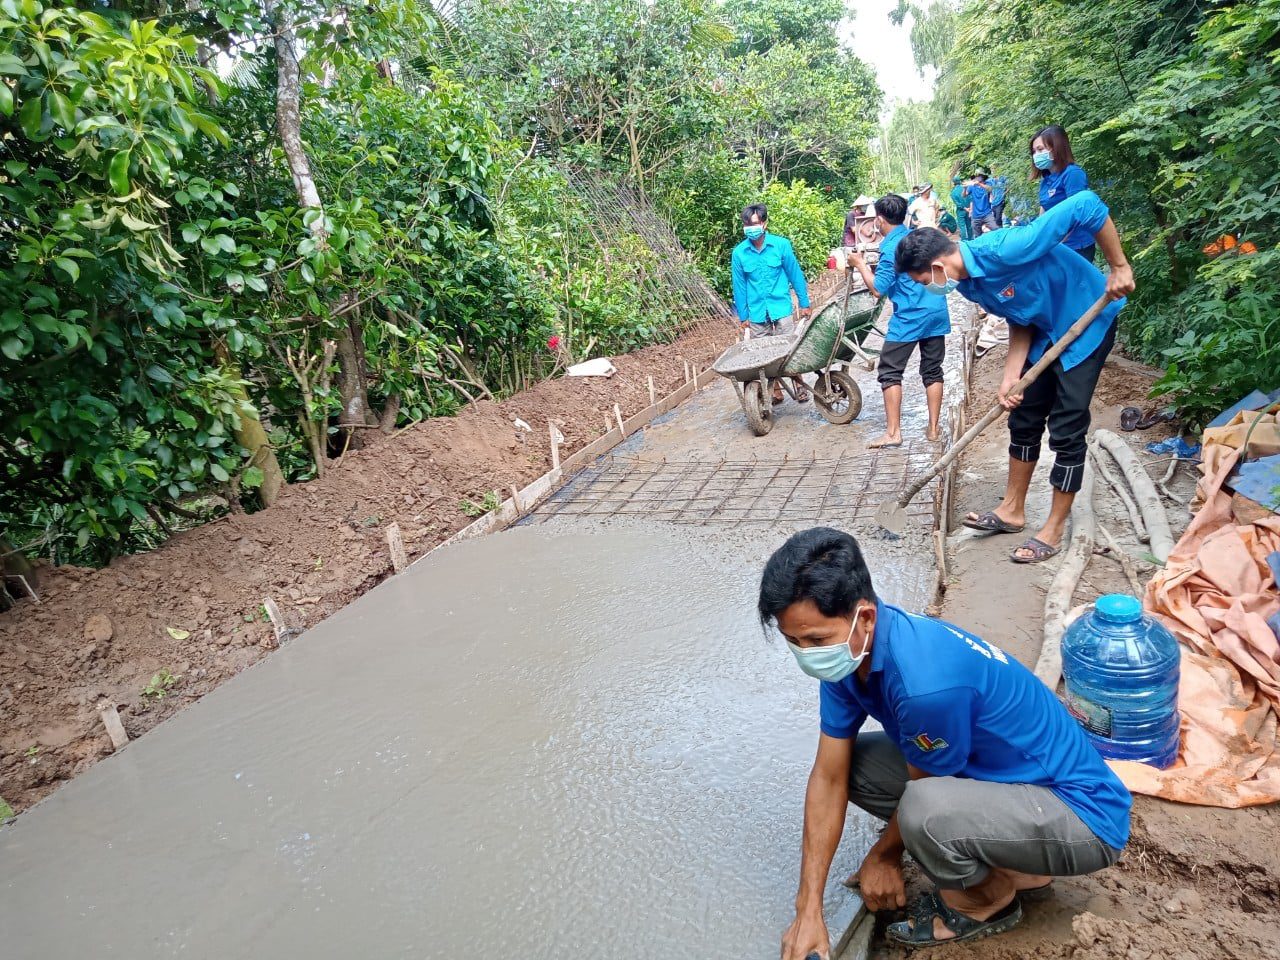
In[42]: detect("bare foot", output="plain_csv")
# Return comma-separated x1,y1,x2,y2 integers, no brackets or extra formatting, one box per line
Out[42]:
926,425,941,441
868,433,903,449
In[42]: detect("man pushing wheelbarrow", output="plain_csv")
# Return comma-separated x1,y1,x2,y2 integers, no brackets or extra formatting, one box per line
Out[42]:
731,203,812,405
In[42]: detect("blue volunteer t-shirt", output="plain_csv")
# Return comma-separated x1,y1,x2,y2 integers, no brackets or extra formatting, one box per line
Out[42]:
956,190,1124,371
1039,163,1092,250
731,233,811,324
970,184,993,218
819,600,1132,851
876,225,951,343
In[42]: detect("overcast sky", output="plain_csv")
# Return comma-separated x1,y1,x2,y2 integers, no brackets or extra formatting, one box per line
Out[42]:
842,0,936,115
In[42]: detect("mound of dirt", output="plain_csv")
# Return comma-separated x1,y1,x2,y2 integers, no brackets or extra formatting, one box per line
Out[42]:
0,321,734,812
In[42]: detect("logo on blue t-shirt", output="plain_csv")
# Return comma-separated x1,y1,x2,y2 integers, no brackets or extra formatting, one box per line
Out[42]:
999,285,1016,300
912,732,949,752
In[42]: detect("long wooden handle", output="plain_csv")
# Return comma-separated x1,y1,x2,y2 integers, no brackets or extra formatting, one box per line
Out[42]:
894,294,1112,510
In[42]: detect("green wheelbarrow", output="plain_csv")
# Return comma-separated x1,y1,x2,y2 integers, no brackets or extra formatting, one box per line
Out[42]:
713,276,886,437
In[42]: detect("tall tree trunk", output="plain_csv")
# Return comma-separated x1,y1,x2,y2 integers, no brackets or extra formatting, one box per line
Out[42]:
213,342,286,505
268,0,325,228
266,0,374,451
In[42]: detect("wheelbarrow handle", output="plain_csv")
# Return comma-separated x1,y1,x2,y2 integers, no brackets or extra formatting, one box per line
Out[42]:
892,294,1112,511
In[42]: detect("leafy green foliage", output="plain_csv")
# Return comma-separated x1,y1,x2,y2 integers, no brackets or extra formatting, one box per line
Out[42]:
905,0,1279,424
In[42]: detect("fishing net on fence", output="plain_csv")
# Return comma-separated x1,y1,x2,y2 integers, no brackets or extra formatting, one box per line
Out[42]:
566,169,736,345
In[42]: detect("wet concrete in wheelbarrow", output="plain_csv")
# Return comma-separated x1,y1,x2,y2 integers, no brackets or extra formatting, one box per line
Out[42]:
0,303,976,960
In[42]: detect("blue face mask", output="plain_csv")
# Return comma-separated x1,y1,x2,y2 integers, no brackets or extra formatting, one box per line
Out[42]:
744,225,765,240
787,605,869,682
925,263,959,296
1033,150,1053,171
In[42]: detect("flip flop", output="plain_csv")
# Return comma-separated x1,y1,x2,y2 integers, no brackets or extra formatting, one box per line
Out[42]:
1120,406,1142,431
962,510,1024,534
794,388,812,403
771,393,785,406
1135,408,1176,430
886,891,1023,949
1011,537,1061,564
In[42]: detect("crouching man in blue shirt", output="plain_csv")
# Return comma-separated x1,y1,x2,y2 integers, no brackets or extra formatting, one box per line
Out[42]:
895,190,1136,564
763,528,1130,956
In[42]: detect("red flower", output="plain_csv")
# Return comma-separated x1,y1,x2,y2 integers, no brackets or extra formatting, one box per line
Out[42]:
547,335,561,351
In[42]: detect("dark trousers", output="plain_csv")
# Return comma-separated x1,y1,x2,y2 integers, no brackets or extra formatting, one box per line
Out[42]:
993,202,1006,227
877,336,946,389
1007,321,1116,493
1072,244,1097,264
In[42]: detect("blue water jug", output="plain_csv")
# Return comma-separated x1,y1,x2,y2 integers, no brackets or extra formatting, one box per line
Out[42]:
1061,594,1181,768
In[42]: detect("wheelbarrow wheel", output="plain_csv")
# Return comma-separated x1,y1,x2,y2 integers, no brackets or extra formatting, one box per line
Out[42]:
813,371,862,425
743,379,774,436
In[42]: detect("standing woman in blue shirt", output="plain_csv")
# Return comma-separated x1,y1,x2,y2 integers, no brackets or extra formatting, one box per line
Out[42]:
1032,125,1095,262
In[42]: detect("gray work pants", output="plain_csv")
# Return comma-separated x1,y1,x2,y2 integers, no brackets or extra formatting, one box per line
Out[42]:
849,732,1122,889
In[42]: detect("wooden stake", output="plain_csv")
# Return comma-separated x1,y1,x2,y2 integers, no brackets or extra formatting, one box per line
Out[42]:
510,485,522,513
647,376,656,405
613,403,626,435
549,421,561,470
682,359,691,383
97,700,129,751
385,522,408,573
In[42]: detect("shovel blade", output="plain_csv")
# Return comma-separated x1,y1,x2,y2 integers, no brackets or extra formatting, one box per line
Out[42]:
874,499,908,537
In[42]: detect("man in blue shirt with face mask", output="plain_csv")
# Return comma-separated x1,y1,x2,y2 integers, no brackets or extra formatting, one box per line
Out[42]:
761,527,1131,957
847,194,951,449
894,191,1135,564
731,202,813,404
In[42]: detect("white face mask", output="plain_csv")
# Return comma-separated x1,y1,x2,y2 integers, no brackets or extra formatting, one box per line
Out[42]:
925,262,959,296
787,604,870,683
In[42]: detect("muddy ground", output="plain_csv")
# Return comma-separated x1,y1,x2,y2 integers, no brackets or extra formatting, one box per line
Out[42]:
0,321,736,812
868,345,1280,959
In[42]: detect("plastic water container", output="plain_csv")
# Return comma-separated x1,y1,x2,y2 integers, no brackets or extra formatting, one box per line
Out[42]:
1061,594,1181,768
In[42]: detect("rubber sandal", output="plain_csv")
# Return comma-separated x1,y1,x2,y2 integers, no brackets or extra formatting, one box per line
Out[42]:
886,891,1023,949
771,394,785,406
1135,408,1176,430
794,388,811,403
1120,406,1142,432
1010,537,1061,564
961,510,1024,534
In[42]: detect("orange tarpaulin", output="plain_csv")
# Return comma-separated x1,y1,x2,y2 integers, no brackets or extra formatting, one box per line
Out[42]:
1115,413,1280,806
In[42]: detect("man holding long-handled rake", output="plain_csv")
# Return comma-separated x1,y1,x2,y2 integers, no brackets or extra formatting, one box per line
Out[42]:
894,191,1135,564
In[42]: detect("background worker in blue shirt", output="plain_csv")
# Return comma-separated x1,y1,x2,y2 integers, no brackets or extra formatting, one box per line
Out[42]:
989,169,1009,227
1031,125,1095,262
762,527,1131,957
847,194,951,449
967,169,998,234
731,203,812,404
948,175,971,240
895,191,1136,564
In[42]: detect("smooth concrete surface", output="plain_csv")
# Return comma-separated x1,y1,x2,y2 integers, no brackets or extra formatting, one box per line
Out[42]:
0,523,935,959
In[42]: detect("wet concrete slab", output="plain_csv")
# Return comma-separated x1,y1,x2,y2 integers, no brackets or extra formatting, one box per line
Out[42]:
0,523,929,959
1,300,975,960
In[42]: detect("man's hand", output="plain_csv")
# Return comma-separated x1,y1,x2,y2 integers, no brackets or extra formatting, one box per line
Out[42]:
849,850,906,913
998,372,1024,410
1105,262,1135,301
847,251,865,269
780,906,829,960
799,307,812,322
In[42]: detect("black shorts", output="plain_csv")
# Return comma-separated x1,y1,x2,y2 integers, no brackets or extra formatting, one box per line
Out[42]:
877,336,946,388
1007,321,1116,493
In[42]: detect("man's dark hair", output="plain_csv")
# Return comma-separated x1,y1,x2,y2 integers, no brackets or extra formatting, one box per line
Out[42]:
1030,124,1075,178
741,203,768,225
758,527,876,626
895,227,958,274
873,194,908,226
